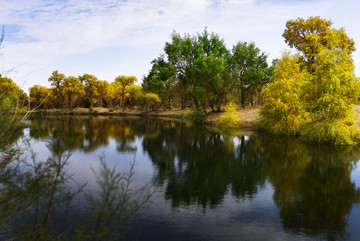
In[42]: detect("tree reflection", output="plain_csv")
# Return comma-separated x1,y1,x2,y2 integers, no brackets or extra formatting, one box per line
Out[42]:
259,134,360,240
142,121,266,209
142,122,360,239
2,117,155,240
28,116,140,153
26,116,360,239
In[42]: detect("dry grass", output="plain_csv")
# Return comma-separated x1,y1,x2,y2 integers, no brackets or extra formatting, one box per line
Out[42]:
206,107,260,128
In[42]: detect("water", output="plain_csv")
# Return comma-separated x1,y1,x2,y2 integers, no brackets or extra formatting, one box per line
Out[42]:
17,116,360,240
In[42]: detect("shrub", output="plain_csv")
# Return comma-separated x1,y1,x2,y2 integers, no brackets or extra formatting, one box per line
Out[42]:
301,120,360,145
109,105,120,112
219,102,240,128
188,109,207,125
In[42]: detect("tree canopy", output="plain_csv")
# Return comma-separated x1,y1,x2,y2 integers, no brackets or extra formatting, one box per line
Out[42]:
260,16,360,145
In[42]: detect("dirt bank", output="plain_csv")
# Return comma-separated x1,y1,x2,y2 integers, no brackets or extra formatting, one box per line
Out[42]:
41,105,360,129
43,107,261,128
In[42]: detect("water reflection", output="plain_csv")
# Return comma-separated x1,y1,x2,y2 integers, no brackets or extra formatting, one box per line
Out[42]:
259,135,360,240
141,123,266,209
26,116,360,240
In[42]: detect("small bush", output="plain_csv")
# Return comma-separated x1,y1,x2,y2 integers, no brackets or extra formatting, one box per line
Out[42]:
188,109,207,125
219,103,240,128
109,105,120,112
178,111,190,120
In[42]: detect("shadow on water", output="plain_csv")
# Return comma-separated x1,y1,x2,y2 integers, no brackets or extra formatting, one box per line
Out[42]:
2,116,360,240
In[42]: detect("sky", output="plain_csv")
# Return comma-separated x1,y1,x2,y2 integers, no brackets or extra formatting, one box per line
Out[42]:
1,0,360,93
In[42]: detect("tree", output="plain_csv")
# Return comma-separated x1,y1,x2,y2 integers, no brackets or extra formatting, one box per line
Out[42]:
143,55,176,109
261,16,360,145
165,31,202,109
282,16,355,74
230,42,273,107
95,80,109,107
0,75,24,111
29,85,50,108
104,83,115,108
62,76,85,111
114,75,137,109
193,29,230,112
260,53,310,135
48,70,66,108
164,28,232,111
79,74,99,108
144,93,161,111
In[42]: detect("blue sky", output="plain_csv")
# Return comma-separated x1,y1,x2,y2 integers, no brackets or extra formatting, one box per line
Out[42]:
1,0,360,93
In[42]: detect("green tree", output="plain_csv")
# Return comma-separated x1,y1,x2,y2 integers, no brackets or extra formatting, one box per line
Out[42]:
164,29,231,111
143,55,176,109
193,29,230,112
230,42,273,107
164,31,202,109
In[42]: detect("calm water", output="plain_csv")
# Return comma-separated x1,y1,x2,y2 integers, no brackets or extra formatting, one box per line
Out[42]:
22,116,360,240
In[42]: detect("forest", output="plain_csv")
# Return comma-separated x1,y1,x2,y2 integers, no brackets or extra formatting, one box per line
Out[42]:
1,16,360,145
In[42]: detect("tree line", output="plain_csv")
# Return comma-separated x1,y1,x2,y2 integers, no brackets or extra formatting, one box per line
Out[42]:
1,29,274,112
2,16,360,144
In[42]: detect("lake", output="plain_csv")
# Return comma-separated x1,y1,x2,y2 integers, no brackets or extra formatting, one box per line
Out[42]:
14,116,360,240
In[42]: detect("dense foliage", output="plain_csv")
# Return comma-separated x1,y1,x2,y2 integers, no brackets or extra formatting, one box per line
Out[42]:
260,16,360,145
143,28,273,111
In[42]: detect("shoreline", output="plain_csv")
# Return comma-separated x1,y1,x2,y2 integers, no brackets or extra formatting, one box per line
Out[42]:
31,107,261,129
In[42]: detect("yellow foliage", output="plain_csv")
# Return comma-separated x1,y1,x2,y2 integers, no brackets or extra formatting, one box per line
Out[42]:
301,120,360,145
29,85,50,108
260,53,310,135
219,102,240,128
0,76,24,111
145,93,161,104
261,16,360,145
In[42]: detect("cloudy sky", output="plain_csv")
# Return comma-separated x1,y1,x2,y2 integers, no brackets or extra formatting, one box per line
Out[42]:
1,0,360,93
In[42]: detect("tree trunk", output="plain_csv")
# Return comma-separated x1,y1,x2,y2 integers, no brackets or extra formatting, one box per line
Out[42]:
240,87,247,108
168,97,171,110
193,96,199,109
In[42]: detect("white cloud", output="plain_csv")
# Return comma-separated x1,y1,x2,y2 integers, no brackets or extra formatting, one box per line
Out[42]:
1,0,360,93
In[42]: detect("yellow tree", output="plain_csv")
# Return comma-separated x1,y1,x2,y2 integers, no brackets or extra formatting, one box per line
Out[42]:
62,76,85,111
79,74,99,108
0,75,25,111
260,53,310,135
114,75,137,109
127,85,142,108
104,83,115,108
48,70,66,108
144,93,161,111
29,85,50,108
261,16,360,145
95,80,109,107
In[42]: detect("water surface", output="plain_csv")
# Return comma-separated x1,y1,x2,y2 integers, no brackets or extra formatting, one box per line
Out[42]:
24,116,360,240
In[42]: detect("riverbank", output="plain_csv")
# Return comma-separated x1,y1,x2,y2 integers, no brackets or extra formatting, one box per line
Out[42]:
41,107,261,129
28,105,360,129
